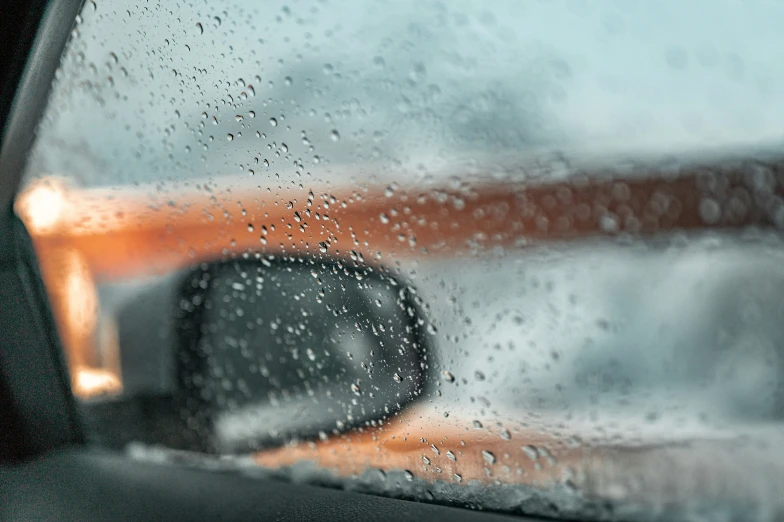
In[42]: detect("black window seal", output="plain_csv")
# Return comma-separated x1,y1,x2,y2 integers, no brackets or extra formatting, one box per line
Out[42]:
0,0,85,462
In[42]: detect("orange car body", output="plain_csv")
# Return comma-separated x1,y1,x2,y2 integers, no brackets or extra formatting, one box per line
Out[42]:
15,158,784,491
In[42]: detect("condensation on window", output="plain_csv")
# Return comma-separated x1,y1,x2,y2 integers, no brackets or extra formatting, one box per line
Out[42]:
18,1,784,521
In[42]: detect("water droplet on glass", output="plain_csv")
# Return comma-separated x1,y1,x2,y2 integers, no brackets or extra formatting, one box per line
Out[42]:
699,197,721,224
599,213,620,233
270,118,278,127
431,444,440,456
403,470,414,482
482,450,496,465
409,62,427,83
247,223,254,232
522,445,538,461
474,371,486,381
330,129,340,142
393,373,402,383
441,370,455,383
196,22,203,34
473,420,483,429
284,76,293,86
351,383,361,396
226,134,234,141
500,428,511,441
446,451,457,462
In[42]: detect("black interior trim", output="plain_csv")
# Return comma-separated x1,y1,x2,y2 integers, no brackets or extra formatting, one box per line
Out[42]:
0,215,85,463
0,0,86,463
0,0,50,142
0,0,84,217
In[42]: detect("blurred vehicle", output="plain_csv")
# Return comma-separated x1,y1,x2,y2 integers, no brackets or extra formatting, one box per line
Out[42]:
17,154,784,498
13,0,784,520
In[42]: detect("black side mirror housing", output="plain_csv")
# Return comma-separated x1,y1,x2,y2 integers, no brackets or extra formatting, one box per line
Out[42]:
102,255,429,454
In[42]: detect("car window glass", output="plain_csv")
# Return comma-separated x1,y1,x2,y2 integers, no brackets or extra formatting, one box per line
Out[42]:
17,1,784,520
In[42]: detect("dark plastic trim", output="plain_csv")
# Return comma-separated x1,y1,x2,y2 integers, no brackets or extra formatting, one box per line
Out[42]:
0,0,84,217
0,0,85,462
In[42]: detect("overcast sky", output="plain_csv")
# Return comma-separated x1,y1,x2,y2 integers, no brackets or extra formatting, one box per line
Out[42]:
25,0,784,188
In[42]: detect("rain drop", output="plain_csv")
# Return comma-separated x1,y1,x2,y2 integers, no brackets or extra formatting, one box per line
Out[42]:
481,450,496,465
522,445,538,461
699,197,721,224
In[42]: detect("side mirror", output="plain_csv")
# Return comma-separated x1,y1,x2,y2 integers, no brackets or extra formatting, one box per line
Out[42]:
108,255,430,454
